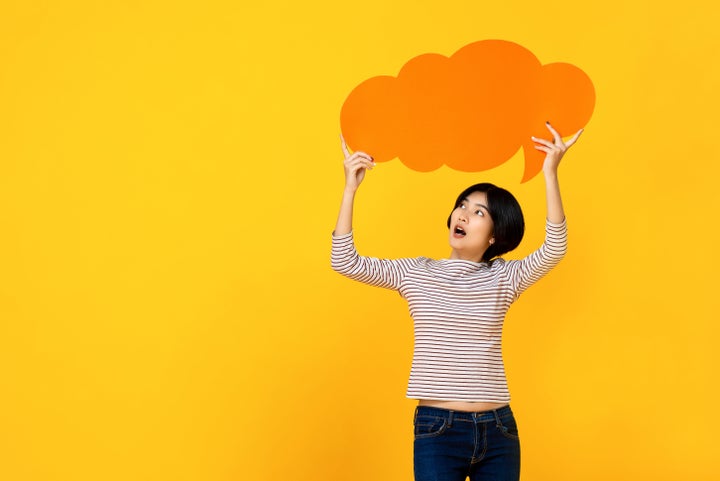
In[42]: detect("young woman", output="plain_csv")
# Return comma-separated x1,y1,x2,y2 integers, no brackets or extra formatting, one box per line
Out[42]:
331,122,582,481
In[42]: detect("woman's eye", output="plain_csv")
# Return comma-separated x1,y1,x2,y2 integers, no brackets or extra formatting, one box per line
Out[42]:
475,210,483,216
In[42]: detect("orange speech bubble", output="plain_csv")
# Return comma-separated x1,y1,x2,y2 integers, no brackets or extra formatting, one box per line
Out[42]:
340,40,595,182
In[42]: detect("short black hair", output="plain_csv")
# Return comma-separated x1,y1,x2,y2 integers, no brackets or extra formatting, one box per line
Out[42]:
446,183,525,262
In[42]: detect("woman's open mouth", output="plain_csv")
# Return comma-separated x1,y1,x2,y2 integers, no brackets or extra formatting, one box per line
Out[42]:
452,226,466,238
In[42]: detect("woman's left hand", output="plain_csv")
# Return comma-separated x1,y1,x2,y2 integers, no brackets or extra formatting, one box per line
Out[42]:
531,122,583,175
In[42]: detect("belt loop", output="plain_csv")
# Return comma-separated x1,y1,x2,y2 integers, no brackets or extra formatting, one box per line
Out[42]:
447,410,454,428
492,408,501,426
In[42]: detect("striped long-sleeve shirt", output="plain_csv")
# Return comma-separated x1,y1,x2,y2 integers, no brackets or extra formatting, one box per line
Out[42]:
331,219,567,403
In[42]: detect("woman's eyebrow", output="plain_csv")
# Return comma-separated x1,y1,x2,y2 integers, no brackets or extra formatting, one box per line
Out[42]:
474,203,489,211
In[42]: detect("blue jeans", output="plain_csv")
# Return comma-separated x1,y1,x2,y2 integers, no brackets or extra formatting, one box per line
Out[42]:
413,405,521,481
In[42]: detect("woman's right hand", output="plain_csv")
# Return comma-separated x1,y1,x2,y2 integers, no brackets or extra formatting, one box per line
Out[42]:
341,136,375,193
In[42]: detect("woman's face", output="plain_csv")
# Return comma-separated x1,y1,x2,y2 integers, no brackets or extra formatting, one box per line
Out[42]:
448,191,495,262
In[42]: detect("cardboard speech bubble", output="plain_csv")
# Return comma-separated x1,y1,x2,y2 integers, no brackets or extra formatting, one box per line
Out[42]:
340,40,595,182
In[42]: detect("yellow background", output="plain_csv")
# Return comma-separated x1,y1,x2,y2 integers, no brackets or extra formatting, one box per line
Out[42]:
1,1,718,480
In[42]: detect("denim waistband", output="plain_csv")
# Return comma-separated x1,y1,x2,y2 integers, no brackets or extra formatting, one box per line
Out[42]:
414,405,513,425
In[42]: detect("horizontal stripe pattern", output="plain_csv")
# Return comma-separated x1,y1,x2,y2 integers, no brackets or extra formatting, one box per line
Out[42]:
331,220,567,402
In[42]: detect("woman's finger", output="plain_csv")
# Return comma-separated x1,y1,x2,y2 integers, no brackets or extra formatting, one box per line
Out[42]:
346,156,375,171
348,151,374,162
531,136,555,148
534,145,551,153
564,129,584,148
340,133,374,162
545,122,563,144
340,135,352,159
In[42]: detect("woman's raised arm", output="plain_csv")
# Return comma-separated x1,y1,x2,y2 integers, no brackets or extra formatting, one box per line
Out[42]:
531,122,583,224
333,136,375,236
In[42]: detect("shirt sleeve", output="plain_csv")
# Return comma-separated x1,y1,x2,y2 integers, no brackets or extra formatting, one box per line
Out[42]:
331,231,418,291
504,219,568,298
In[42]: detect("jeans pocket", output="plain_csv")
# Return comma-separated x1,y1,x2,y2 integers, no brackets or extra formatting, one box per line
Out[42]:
414,415,448,439
495,414,520,440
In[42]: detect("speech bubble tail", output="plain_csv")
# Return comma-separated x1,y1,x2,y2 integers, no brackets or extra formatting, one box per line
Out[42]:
521,142,544,183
